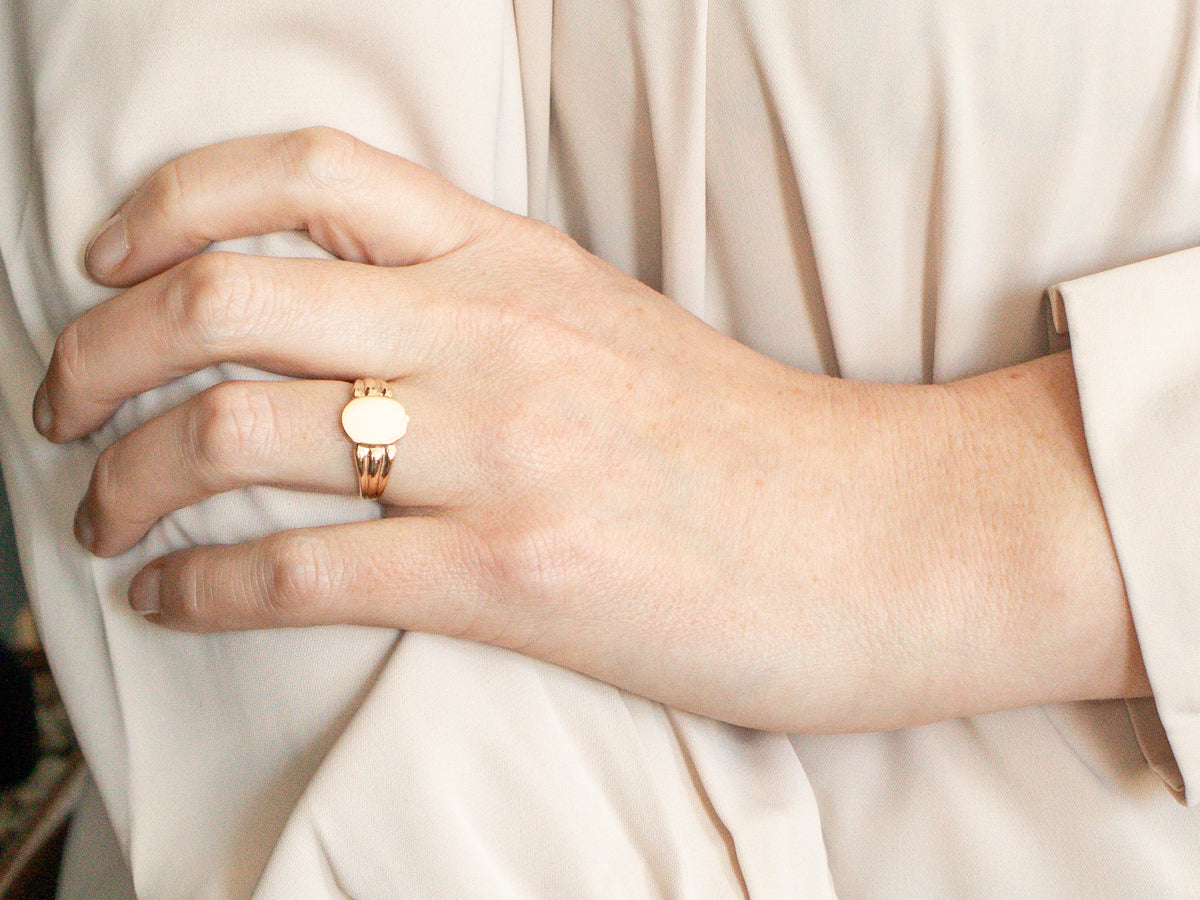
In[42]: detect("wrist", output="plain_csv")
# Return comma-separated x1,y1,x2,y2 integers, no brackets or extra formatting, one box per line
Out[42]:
940,352,1149,708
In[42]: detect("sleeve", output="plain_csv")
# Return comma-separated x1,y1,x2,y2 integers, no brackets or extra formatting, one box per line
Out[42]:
1049,246,1200,803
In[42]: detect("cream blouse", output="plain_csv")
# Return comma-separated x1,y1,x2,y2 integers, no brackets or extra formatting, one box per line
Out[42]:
0,0,1197,896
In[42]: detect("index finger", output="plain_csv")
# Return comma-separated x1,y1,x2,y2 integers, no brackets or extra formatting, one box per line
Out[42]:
86,127,492,286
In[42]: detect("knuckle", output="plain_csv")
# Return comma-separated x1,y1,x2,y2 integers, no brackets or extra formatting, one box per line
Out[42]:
49,324,85,390
85,447,143,540
482,390,577,481
173,553,240,627
471,301,563,380
88,445,122,515
189,382,276,480
481,520,579,602
523,217,580,260
170,556,204,622
261,533,338,620
489,215,587,276
287,126,366,191
169,252,270,349
44,325,105,437
148,156,198,228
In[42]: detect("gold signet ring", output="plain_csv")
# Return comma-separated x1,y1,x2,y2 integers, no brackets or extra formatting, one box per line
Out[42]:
341,378,408,500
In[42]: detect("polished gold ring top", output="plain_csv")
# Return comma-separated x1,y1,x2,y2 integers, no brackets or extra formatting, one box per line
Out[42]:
341,378,408,500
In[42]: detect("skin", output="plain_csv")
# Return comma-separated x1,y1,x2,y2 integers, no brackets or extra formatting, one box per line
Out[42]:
34,127,1149,734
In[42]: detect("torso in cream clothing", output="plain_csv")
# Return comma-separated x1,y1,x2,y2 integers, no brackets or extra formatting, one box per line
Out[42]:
1,1,1198,897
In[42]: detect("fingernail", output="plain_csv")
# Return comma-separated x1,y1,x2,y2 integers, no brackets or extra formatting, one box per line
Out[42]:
32,382,53,437
129,567,161,615
86,213,130,278
73,501,95,552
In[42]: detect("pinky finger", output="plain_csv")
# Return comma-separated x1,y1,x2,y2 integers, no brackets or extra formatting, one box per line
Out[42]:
131,517,491,635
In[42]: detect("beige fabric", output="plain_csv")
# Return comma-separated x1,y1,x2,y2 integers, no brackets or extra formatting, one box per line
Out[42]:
1052,249,1200,801
0,0,1197,897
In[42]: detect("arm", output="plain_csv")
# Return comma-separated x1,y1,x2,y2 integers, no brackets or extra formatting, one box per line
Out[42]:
34,129,1151,736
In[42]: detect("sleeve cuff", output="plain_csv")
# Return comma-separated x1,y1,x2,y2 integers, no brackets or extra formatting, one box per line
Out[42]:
1049,246,1200,804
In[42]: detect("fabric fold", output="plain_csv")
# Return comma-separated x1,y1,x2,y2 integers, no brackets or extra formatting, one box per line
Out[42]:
1053,247,1200,803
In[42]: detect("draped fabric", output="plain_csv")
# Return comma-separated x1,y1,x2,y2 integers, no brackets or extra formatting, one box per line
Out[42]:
0,1,1197,896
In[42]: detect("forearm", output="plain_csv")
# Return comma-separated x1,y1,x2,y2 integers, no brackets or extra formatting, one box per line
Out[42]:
948,352,1147,696
817,350,1147,730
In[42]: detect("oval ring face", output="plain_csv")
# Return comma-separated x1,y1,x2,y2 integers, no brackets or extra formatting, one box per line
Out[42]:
341,395,409,445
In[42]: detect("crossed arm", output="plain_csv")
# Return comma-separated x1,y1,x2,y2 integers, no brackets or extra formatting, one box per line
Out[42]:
33,127,1148,734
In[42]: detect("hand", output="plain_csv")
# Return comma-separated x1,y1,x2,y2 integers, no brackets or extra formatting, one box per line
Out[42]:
35,128,1148,733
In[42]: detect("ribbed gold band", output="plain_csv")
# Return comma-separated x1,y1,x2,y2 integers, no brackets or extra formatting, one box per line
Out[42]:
348,378,399,500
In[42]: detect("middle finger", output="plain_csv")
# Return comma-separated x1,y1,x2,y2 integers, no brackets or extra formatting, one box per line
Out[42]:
76,378,464,558
39,251,452,443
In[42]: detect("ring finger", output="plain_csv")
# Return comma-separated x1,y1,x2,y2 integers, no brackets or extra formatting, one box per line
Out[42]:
76,378,463,557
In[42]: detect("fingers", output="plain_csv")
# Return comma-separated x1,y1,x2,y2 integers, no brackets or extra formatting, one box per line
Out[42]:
130,517,493,634
37,252,448,443
86,128,493,286
75,379,464,558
